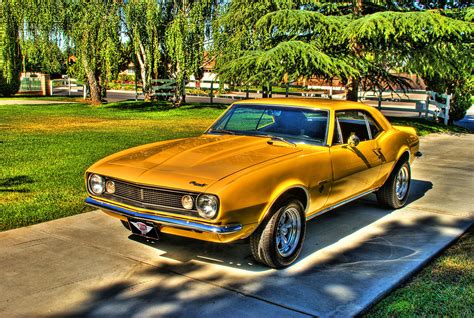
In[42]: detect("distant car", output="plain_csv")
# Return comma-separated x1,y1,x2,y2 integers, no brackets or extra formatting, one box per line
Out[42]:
85,99,421,268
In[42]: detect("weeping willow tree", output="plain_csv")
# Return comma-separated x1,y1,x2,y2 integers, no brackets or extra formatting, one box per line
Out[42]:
165,0,217,106
123,0,166,101
15,0,122,104
68,1,122,104
0,0,21,96
215,0,472,105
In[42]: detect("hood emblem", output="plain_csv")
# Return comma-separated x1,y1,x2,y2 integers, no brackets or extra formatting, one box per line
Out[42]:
189,181,207,187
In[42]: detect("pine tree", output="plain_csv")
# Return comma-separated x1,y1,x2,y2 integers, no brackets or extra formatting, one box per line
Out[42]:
214,0,472,103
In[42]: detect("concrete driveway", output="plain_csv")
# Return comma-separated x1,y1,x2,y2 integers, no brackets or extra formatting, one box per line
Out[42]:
1,134,473,317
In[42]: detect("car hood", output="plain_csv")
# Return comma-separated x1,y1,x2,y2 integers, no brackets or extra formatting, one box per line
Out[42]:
89,135,302,191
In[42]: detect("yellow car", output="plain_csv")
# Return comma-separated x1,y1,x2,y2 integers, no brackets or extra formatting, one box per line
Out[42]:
85,98,421,268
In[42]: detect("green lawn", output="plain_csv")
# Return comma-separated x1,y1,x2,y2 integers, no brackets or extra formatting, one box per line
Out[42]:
365,228,473,317
0,101,225,231
0,100,470,231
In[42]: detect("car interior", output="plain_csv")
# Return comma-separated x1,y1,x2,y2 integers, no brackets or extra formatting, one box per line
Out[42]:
259,109,328,141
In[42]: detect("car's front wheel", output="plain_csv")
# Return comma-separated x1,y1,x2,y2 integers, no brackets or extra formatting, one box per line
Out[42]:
377,160,411,209
250,197,306,268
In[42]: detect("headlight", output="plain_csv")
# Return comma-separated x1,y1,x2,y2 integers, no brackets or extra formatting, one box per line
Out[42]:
196,194,219,219
105,180,115,194
89,174,105,194
181,195,194,210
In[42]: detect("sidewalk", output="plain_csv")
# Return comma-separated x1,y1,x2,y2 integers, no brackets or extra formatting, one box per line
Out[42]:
0,134,473,317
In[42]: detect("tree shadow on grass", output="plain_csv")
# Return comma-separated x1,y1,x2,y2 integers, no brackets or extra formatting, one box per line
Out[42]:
0,175,33,193
104,101,228,112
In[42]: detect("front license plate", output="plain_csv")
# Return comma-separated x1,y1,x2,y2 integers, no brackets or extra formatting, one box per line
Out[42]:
128,218,159,239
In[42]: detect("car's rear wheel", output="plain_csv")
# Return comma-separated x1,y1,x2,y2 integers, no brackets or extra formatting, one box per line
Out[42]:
377,160,411,209
250,197,306,268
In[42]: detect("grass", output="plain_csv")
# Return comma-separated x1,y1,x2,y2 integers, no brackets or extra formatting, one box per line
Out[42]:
0,101,225,231
365,227,473,317
388,116,471,136
0,100,470,231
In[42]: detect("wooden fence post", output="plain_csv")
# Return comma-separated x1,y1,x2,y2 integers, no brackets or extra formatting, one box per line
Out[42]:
210,80,214,104
444,94,450,125
425,93,430,118
378,90,382,110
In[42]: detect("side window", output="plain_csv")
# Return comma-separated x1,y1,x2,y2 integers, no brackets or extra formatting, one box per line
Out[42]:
334,111,370,143
365,113,382,139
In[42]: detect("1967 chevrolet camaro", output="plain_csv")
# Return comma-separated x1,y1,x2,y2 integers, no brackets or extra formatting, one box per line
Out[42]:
85,98,421,268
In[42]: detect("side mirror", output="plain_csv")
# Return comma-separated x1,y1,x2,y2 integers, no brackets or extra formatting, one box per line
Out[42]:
348,134,360,147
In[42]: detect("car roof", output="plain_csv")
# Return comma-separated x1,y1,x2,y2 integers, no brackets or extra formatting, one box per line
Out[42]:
233,98,368,111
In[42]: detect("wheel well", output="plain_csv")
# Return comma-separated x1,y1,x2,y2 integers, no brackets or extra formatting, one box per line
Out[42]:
273,187,308,213
398,151,410,164
390,151,410,177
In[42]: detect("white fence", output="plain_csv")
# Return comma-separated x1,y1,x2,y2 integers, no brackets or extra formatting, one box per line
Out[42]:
362,90,451,125
50,78,87,98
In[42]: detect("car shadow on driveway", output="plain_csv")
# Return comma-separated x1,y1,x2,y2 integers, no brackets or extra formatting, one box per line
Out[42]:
128,179,433,272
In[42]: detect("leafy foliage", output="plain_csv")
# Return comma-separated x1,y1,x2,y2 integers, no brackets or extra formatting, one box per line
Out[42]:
165,0,217,106
123,0,165,101
0,0,21,96
215,0,473,109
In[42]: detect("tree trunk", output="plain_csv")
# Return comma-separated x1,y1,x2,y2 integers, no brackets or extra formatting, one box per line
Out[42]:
346,77,360,102
83,58,101,104
353,0,363,16
137,43,152,101
174,62,185,107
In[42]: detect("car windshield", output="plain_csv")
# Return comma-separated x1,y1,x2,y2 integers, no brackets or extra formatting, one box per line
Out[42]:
208,104,328,145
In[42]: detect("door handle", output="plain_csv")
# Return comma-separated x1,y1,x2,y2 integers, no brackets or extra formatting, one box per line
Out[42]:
317,180,329,193
318,179,329,186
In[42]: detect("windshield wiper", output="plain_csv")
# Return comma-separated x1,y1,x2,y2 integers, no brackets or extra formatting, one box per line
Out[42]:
254,134,296,146
209,129,235,135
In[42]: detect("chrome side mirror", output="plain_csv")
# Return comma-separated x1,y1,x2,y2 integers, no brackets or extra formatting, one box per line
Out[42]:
348,134,360,147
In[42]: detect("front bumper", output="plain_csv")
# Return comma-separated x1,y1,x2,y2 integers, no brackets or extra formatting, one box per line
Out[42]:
85,196,243,234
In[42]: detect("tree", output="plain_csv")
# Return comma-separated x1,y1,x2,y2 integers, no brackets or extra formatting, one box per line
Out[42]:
215,1,472,103
0,0,21,96
165,0,218,106
16,0,123,104
123,0,166,101
67,1,122,104
20,39,65,74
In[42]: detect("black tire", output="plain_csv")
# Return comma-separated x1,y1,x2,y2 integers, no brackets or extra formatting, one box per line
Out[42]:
376,161,411,209
250,198,306,268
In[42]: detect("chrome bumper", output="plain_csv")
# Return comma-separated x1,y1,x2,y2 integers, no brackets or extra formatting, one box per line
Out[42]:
85,197,242,234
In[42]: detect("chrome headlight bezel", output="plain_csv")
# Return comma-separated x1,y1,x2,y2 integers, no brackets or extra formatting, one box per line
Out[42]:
88,174,106,195
196,194,219,219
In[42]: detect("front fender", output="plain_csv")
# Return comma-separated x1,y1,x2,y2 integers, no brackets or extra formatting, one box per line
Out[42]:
258,182,309,224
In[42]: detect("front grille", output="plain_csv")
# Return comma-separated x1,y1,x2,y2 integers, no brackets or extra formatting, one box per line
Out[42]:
102,179,199,217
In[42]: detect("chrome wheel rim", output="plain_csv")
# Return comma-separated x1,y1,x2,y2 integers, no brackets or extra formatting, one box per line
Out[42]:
395,165,409,200
276,207,301,257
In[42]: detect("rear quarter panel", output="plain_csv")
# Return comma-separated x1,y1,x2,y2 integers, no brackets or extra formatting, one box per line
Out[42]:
375,126,419,187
